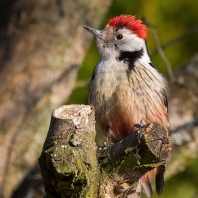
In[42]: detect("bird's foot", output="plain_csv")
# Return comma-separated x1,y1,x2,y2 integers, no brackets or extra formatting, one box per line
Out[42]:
131,120,147,133
97,142,114,151
140,119,147,127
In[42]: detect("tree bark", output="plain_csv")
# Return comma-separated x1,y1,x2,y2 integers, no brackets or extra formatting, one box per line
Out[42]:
0,1,113,197
39,105,170,197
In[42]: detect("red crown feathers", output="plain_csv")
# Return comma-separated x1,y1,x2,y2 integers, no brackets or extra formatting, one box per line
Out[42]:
108,15,148,40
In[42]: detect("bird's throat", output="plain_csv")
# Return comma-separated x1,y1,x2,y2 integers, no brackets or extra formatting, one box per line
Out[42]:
117,48,144,70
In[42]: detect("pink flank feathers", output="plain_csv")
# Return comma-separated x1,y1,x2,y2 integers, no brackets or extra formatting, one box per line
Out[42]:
108,15,148,40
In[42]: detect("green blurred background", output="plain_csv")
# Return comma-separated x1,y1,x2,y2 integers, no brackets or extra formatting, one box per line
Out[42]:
67,0,198,197
67,0,198,104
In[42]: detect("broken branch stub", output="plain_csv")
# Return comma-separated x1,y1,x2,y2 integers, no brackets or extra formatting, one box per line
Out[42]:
39,105,99,198
97,122,171,197
98,122,170,169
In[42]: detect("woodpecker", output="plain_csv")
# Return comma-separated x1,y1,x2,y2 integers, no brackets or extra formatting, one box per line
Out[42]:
84,15,169,197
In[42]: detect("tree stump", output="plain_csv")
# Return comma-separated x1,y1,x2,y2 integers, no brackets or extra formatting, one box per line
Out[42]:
39,105,171,198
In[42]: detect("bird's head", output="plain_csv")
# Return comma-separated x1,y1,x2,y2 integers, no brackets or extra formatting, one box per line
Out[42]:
84,15,148,59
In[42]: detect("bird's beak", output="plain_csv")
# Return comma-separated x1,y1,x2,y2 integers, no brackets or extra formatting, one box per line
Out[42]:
83,25,107,41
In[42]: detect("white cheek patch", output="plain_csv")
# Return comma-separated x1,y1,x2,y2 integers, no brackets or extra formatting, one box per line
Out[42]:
115,28,145,52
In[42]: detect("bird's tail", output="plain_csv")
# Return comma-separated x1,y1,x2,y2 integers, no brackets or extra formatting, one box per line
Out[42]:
128,165,165,198
155,165,165,196
140,173,153,198
127,180,142,198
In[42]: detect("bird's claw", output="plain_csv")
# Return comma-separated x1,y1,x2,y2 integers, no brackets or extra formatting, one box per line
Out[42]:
131,120,147,134
97,142,114,151
140,119,147,127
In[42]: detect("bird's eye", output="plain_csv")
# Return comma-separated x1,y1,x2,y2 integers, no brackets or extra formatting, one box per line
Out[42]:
116,34,123,40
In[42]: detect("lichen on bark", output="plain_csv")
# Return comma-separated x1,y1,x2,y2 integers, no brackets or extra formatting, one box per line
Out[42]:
39,105,171,197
